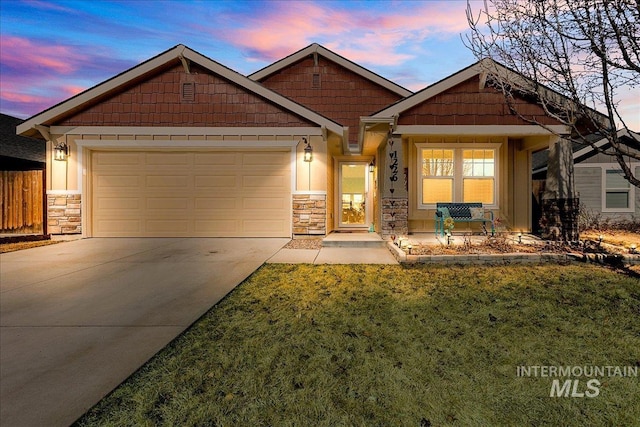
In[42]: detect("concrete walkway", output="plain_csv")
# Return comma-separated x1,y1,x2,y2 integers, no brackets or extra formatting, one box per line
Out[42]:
267,246,398,264
0,237,287,427
267,233,398,264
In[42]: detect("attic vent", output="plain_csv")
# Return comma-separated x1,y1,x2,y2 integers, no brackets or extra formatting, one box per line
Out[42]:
312,73,321,88
182,82,195,102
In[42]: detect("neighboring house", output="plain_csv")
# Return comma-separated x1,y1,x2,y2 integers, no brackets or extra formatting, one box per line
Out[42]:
17,43,574,238
1,113,46,235
533,129,640,222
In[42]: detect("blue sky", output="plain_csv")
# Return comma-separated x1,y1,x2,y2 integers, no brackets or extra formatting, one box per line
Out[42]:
1,0,637,129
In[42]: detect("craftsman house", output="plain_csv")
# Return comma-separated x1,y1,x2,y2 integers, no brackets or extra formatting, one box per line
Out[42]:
17,43,573,238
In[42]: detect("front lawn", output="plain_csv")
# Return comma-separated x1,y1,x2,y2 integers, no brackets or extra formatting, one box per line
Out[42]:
76,264,640,426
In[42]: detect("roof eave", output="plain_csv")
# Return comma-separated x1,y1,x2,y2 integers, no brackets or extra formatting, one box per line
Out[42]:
17,44,343,138
17,45,187,136
249,43,412,98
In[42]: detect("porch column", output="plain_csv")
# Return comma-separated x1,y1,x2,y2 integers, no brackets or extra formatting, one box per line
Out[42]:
380,134,408,238
540,138,579,241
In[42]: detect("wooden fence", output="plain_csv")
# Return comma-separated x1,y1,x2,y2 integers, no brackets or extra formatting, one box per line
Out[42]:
1,170,44,234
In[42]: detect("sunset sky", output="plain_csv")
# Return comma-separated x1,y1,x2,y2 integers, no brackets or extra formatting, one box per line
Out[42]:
1,0,637,129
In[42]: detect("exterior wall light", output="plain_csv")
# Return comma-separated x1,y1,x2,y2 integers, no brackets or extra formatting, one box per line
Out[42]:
517,232,523,244
302,138,313,162
54,142,69,161
369,160,375,173
630,244,637,254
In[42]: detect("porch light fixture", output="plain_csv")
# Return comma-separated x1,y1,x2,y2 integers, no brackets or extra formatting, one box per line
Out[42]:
598,235,604,245
302,138,313,162
369,160,375,173
517,232,523,244
630,244,637,254
54,142,69,161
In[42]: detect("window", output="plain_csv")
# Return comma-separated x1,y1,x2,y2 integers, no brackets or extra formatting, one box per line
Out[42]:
604,169,632,211
419,146,498,208
421,149,454,204
462,149,495,205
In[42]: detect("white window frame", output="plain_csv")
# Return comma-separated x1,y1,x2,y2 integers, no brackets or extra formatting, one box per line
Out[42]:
417,143,501,209
602,167,635,213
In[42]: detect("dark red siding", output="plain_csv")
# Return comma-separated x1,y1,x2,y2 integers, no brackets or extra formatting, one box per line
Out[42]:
58,63,313,127
258,56,404,143
398,75,561,126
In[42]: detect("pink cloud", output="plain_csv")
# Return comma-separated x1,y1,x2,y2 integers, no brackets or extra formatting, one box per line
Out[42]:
1,90,43,104
216,1,469,68
61,84,86,97
0,36,82,74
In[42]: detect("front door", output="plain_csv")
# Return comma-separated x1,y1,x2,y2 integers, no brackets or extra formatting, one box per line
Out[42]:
339,162,369,228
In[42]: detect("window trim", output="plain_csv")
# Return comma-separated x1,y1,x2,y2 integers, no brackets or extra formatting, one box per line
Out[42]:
416,143,501,210
602,167,635,213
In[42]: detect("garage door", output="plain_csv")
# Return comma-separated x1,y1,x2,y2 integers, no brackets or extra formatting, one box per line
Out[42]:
91,150,291,237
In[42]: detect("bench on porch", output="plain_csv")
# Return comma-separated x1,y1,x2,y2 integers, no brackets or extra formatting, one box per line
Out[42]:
435,202,494,236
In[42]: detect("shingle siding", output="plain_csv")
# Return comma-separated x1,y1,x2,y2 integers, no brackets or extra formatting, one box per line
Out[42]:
58,64,313,127
398,76,561,126
258,56,403,144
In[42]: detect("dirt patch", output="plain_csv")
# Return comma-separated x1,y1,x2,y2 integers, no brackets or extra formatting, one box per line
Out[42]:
404,236,566,255
581,230,640,250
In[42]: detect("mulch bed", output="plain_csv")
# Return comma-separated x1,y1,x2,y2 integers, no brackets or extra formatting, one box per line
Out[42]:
283,239,323,250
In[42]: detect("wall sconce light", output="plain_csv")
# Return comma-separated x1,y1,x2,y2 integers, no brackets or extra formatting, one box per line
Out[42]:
517,232,522,244
302,138,312,162
598,235,604,246
369,160,375,173
54,142,69,161
630,244,637,254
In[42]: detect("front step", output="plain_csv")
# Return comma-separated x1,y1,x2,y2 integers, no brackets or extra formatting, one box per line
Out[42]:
322,232,387,248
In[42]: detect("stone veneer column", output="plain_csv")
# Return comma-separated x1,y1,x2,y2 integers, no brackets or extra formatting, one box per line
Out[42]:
47,194,82,234
381,197,408,237
380,134,408,238
292,194,326,236
540,139,579,241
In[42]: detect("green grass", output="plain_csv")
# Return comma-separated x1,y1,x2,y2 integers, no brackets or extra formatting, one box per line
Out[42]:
76,264,640,426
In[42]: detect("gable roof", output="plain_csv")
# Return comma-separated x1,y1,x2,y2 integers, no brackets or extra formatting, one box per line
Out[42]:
532,129,640,176
248,43,412,98
371,58,610,129
371,61,483,118
0,113,45,164
17,44,343,138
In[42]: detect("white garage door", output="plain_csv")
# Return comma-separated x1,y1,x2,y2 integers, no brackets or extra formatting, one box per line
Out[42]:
91,150,291,237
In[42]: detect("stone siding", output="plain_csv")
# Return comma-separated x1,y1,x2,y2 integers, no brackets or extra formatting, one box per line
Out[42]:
48,194,82,234
381,197,408,237
293,194,326,235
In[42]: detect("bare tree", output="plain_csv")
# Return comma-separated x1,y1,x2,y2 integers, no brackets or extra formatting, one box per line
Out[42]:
466,0,640,187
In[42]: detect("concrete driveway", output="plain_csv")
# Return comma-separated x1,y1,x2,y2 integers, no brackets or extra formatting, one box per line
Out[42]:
0,237,287,427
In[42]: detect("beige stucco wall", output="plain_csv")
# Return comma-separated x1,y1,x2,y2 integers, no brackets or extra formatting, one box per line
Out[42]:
48,131,331,193
295,134,327,192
